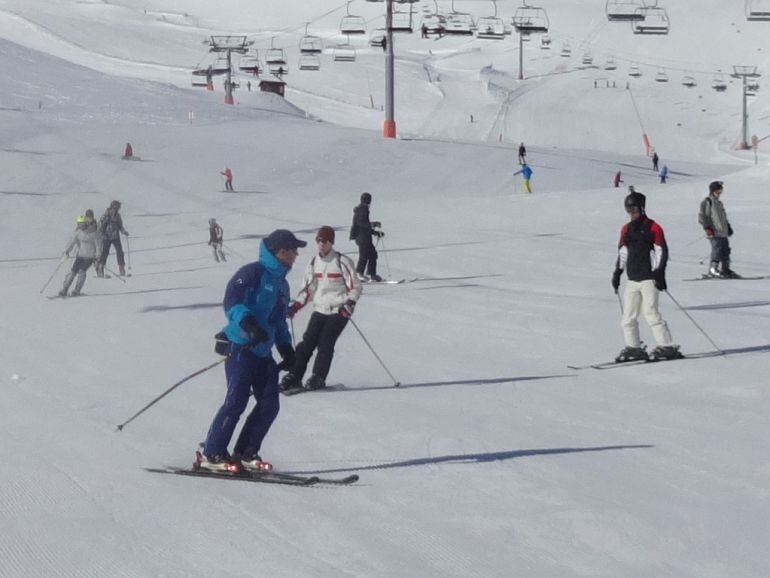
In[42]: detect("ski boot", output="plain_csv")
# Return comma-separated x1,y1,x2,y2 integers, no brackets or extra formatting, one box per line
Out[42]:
238,453,273,473
369,274,383,283
279,372,302,392
304,374,326,390
119,265,126,277
721,268,740,279
649,345,683,361
194,444,241,474
615,346,649,363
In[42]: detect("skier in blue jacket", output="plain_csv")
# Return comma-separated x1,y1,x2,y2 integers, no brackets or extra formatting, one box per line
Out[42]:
514,163,534,193
198,229,306,473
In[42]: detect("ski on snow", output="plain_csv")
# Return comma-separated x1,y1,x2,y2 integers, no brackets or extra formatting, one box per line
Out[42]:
568,350,725,370
281,383,345,397
146,466,359,486
683,275,768,282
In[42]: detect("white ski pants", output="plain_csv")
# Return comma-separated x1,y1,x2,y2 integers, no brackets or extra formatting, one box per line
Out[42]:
622,279,673,348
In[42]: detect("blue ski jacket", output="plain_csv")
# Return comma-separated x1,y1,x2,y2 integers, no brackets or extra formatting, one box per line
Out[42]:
515,164,533,179
221,240,292,357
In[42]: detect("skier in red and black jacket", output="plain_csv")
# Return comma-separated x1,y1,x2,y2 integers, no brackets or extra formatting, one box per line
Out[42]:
611,189,681,363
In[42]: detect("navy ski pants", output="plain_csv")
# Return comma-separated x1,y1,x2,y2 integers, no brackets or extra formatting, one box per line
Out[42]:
204,347,279,459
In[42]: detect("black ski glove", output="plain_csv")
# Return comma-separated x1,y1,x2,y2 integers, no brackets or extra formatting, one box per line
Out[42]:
611,268,623,293
340,300,356,318
654,272,667,292
240,316,267,345
214,331,230,356
728,223,734,237
276,343,295,371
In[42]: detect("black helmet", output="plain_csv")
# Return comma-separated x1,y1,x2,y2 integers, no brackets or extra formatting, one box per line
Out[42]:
360,192,372,204
110,200,121,210
624,191,646,212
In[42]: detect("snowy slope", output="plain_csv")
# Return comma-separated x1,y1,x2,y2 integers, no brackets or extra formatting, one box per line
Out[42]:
1,1,770,577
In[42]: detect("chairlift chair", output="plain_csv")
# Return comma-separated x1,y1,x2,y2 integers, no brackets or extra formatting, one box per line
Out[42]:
582,52,593,65
392,7,414,33
559,42,572,57
476,17,506,39
632,6,670,34
681,75,697,87
340,1,367,35
191,74,209,88
298,54,321,71
445,12,475,35
604,56,617,70
333,39,357,62
420,14,447,36
712,73,727,92
512,6,550,34
747,80,760,92
239,51,262,74
540,34,551,48
654,69,669,82
628,65,642,77
605,0,645,21
746,0,770,20
299,36,323,54
370,29,387,47
265,48,287,66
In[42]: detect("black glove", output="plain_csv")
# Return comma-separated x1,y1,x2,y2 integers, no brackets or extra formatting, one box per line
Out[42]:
728,223,734,237
611,268,622,293
371,221,381,228
340,299,356,318
654,272,667,292
240,316,267,345
214,331,230,356
276,343,295,371
374,230,384,238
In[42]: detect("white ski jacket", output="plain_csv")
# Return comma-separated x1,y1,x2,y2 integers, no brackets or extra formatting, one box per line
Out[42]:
296,249,362,315
65,227,99,260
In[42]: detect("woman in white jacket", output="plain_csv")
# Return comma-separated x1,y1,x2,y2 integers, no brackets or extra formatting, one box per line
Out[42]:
59,215,99,297
279,226,362,391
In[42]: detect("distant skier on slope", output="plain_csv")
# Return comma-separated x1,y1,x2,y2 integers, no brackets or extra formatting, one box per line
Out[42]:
199,229,305,474
59,215,99,297
350,192,384,282
698,180,737,278
611,190,681,362
659,164,668,184
651,151,659,172
96,200,129,277
518,142,527,165
613,170,623,188
208,218,226,262
279,226,362,392
221,167,234,192
514,162,533,193
123,142,133,160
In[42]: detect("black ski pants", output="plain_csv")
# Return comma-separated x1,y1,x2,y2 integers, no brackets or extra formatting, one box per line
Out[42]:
292,311,349,380
355,239,378,276
99,237,125,267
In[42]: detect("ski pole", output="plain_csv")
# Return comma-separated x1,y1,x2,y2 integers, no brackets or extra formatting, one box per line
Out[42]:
616,291,624,315
125,234,132,270
349,318,401,386
223,243,245,259
290,318,296,348
40,255,69,294
664,290,724,354
115,357,226,432
379,234,393,279
104,265,127,283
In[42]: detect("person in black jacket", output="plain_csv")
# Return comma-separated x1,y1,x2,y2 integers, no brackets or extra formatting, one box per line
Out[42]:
611,190,681,362
349,192,383,282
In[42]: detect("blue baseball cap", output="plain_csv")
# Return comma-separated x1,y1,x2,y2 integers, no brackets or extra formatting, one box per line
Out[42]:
264,229,307,252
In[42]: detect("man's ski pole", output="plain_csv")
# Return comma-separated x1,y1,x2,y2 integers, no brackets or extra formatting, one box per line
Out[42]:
40,255,69,294
125,234,132,270
349,318,401,386
104,265,127,283
379,234,393,279
664,290,724,354
616,292,624,315
115,357,226,432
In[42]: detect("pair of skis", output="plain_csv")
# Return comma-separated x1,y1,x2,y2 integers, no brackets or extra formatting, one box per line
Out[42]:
147,466,358,487
569,349,725,370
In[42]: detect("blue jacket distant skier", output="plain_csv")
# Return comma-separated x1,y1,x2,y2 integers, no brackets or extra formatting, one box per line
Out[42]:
201,229,306,472
659,164,668,184
514,163,534,193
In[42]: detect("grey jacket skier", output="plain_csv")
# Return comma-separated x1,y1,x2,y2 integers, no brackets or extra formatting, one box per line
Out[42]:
698,180,735,277
97,200,129,277
60,216,99,297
